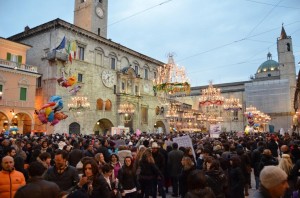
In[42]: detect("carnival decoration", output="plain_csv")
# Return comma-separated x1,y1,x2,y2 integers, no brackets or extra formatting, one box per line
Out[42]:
69,85,82,95
57,76,77,88
199,81,224,106
153,53,190,106
35,96,68,126
244,106,271,133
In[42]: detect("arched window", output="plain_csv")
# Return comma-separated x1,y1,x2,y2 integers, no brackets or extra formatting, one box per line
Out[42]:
97,98,104,110
287,43,290,51
105,99,112,111
69,122,80,134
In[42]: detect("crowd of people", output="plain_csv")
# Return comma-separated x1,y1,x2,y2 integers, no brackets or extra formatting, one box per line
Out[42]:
0,131,299,198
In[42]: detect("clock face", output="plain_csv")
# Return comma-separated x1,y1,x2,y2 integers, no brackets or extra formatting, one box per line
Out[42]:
96,7,104,18
102,70,115,87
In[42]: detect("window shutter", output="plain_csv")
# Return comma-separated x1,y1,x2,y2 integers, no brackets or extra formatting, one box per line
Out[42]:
6,53,11,61
0,84,2,92
20,87,27,101
18,56,22,64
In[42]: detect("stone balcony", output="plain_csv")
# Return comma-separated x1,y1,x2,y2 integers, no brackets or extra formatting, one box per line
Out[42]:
46,50,68,62
0,59,38,73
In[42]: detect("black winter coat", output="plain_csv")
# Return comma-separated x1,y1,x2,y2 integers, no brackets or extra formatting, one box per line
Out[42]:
14,177,60,198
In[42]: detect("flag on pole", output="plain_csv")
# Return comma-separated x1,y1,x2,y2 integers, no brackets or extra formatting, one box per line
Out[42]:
71,41,77,59
67,42,72,63
55,36,66,50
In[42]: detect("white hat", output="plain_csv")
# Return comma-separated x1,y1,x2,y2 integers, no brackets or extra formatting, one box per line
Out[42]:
151,142,160,148
260,166,287,189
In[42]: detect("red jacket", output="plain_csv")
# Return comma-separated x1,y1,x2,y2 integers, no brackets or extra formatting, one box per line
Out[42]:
0,170,26,198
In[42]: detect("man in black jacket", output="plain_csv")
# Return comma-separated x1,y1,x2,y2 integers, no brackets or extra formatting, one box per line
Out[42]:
15,161,60,198
44,149,79,192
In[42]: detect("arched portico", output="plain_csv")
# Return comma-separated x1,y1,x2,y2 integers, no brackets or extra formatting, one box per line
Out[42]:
93,118,114,135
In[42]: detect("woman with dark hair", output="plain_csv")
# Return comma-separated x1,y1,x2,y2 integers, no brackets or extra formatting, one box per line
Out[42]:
76,159,115,198
110,153,122,181
37,152,52,169
138,149,163,198
228,156,244,198
185,170,215,198
118,156,138,198
179,156,195,198
204,157,227,198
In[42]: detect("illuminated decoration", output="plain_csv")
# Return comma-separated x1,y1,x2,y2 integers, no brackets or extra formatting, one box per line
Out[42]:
153,53,190,106
244,105,271,133
118,102,135,123
68,96,90,112
165,104,179,118
223,98,242,111
207,115,224,124
199,81,224,106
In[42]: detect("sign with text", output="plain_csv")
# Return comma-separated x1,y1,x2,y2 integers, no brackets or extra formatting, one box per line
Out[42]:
173,135,196,160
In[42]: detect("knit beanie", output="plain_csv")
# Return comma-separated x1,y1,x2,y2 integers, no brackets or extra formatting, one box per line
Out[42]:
260,166,287,189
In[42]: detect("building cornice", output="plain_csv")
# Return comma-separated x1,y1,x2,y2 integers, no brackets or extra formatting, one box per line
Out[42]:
0,66,41,77
8,18,165,66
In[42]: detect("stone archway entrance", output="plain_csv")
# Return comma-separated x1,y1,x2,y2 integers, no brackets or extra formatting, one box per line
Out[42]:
10,112,32,134
0,112,9,133
93,119,114,135
155,120,166,133
69,122,80,134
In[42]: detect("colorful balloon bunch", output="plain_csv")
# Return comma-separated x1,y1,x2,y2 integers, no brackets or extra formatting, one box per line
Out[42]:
245,112,260,134
57,76,77,88
35,96,68,126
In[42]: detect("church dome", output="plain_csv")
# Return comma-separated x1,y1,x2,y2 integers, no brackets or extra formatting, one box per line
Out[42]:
256,52,279,74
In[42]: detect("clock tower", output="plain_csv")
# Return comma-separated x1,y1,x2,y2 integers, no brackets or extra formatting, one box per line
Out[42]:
74,0,108,38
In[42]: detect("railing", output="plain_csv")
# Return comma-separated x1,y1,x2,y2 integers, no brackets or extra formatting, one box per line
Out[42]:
0,59,38,73
46,50,68,62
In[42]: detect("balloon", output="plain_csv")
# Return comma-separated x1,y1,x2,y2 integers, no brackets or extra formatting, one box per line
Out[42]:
50,119,59,126
54,112,68,120
44,107,52,116
38,112,48,124
41,102,56,109
48,112,55,122
67,76,77,86
69,85,82,95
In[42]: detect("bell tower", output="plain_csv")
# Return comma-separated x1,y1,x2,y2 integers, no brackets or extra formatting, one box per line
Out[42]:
74,0,108,38
277,25,296,86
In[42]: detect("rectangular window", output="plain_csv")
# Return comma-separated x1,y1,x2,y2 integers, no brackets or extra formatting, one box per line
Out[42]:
0,84,3,92
122,82,125,91
111,57,116,70
78,73,83,82
78,46,84,60
154,72,157,79
135,65,139,75
141,107,148,124
144,69,148,80
98,28,101,36
135,85,139,95
37,77,42,88
20,87,27,101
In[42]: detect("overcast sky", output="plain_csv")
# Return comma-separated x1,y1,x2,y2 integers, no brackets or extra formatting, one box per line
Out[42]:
0,0,299,86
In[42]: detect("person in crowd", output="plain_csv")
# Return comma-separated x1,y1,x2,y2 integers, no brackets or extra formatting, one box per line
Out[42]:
133,145,146,172
291,144,300,163
168,142,184,197
0,156,26,198
184,147,196,166
179,156,195,198
267,136,279,158
6,146,17,158
118,145,132,166
185,170,215,198
151,141,166,198
278,153,294,198
14,161,60,198
196,147,211,170
0,139,11,159
228,156,245,198
254,166,289,198
40,140,49,153
118,156,138,198
257,149,278,173
110,153,122,181
139,148,163,198
74,159,103,197
14,155,29,181
97,139,111,162
83,143,95,158
37,152,52,169
94,152,106,170
97,163,119,198
44,149,79,192
68,142,83,167
252,141,265,189
204,157,227,198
